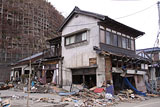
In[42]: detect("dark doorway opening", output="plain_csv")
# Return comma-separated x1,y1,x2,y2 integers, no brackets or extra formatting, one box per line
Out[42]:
72,74,96,88
72,68,97,88
25,70,29,74
112,73,136,95
46,70,54,83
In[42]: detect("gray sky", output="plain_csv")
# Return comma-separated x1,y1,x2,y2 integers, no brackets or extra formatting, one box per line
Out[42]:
48,0,159,49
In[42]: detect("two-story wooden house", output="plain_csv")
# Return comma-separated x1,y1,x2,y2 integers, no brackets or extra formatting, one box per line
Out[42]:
59,7,149,93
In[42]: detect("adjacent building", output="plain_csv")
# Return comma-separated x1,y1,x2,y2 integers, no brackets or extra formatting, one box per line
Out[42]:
11,36,63,86
137,47,160,91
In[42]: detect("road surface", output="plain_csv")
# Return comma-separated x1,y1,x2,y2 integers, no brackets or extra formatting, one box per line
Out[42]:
115,97,160,107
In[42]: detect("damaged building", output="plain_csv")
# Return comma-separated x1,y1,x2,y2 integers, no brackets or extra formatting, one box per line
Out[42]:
11,36,63,86
59,7,150,93
11,52,43,83
137,47,160,92
36,36,63,86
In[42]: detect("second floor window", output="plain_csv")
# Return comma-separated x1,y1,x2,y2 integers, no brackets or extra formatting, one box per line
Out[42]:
100,29,135,51
65,32,87,45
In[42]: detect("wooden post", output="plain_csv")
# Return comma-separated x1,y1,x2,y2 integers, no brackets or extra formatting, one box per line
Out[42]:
27,59,31,107
105,56,112,84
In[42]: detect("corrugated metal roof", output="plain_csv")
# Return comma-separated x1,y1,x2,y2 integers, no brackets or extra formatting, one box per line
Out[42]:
17,52,43,63
136,47,160,53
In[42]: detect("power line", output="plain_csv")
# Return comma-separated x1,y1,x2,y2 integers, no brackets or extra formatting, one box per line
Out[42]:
115,3,156,19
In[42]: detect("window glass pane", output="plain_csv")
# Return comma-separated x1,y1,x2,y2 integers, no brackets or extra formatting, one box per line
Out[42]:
128,39,131,49
126,38,129,49
113,34,117,46
100,30,105,43
118,35,122,47
66,38,70,45
82,32,87,41
70,36,75,44
122,37,126,48
106,32,110,44
75,34,82,43
131,39,135,50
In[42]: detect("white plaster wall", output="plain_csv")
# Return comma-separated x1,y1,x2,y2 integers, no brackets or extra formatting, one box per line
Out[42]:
96,55,106,87
62,14,101,86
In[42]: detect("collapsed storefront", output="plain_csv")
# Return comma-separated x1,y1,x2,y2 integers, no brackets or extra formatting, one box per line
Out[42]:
33,36,63,86
11,36,63,87
11,52,43,83
102,52,150,95
34,58,62,86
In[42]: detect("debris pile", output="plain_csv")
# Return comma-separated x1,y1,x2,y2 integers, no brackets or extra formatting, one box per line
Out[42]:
59,86,160,106
0,83,14,90
0,99,11,107
60,87,116,106
30,85,49,93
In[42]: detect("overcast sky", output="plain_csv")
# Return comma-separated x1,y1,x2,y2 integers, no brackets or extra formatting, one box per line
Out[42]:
48,0,159,49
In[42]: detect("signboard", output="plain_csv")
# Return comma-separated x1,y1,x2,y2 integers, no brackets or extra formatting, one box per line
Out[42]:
89,58,97,66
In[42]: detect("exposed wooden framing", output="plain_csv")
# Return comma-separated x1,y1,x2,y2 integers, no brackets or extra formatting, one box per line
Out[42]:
105,56,112,85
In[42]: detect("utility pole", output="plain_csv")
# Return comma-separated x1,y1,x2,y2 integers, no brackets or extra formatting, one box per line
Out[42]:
157,1,160,47
157,1,160,30
150,1,160,92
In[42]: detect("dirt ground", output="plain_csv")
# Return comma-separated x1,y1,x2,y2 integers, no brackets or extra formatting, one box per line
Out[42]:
0,89,74,107
0,89,160,107
114,97,160,107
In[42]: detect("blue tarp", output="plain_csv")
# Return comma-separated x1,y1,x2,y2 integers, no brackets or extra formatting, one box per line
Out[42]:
124,77,146,96
59,91,76,96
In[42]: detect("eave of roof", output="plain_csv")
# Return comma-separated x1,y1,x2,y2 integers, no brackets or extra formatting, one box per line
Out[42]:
98,17,144,38
58,6,144,38
58,6,105,32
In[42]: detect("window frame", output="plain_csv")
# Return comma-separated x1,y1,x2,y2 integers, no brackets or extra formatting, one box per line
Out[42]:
65,31,87,46
99,28,135,51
